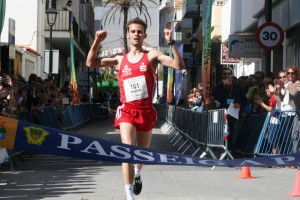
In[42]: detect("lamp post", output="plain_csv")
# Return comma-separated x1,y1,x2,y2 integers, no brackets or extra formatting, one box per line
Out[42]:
46,7,58,80
191,34,199,87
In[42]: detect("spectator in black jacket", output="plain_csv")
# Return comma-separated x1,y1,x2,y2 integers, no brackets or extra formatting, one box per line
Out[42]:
211,67,247,151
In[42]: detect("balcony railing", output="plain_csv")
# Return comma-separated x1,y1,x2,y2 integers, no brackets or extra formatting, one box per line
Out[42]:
45,10,71,31
45,10,79,42
45,10,91,52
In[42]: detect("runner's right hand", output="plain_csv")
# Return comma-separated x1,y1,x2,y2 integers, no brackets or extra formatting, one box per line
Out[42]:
95,30,107,42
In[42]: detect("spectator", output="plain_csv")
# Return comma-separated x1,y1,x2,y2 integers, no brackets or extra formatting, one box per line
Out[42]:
81,88,89,104
256,84,276,112
256,83,280,154
246,71,265,114
189,89,205,112
269,70,289,109
211,67,246,151
0,73,18,118
25,73,39,111
60,81,72,105
270,66,300,153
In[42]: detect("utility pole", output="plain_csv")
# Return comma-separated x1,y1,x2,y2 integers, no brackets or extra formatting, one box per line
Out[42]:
265,0,272,75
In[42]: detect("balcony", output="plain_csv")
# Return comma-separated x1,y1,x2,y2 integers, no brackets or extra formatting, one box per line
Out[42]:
183,0,202,18
44,10,89,57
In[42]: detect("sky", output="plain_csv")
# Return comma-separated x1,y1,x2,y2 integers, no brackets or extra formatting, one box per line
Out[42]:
94,1,159,53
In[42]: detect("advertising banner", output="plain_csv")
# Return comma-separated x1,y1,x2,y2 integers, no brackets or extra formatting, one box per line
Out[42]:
228,35,261,58
221,43,240,65
0,116,299,167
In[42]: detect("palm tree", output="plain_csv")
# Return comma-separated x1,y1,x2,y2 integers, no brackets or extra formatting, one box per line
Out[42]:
102,0,157,53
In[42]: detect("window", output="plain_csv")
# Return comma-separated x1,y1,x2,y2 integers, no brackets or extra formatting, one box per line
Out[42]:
175,32,182,41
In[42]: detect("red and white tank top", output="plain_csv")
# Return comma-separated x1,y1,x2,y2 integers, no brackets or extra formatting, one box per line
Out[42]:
118,51,156,106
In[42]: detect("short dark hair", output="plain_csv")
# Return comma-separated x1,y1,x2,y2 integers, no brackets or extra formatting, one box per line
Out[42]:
28,73,37,83
126,17,147,32
222,67,232,74
254,71,265,79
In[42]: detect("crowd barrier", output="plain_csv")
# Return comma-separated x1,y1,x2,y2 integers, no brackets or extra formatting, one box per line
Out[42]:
0,103,109,171
202,109,234,160
155,104,233,159
254,110,300,156
234,112,267,156
18,103,109,131
154,104,300,159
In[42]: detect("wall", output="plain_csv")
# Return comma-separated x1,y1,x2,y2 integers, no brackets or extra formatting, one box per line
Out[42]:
1,0,42,78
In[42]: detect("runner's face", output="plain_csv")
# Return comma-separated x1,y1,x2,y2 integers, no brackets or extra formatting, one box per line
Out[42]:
127,24,147,45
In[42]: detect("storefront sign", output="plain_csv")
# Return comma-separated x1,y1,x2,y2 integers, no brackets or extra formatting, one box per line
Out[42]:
228,35,261,58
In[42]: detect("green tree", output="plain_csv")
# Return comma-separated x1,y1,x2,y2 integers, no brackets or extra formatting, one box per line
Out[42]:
102,0,157,53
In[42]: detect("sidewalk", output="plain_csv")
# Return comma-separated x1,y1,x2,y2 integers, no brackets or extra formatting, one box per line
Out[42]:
0,117,298,200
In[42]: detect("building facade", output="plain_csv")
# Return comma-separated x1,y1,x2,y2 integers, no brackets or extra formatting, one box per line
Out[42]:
1,0,99,89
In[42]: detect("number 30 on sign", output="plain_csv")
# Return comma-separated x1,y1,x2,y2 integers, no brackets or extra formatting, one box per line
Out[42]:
256,22,284,51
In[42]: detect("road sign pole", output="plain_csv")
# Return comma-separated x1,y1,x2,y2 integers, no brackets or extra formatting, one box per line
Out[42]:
265,0,272,74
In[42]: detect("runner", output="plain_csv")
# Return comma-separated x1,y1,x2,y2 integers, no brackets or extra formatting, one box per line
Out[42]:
86,17,185,200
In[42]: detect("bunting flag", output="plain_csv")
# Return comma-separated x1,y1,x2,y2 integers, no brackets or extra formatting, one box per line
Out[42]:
70,11,79,104
166,47,174,104
0,0,5,38
174,44,184,105
0,116,300,167
201,0,213,104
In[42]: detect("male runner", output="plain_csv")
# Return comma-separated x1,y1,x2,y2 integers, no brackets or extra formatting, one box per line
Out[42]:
86,17,185,200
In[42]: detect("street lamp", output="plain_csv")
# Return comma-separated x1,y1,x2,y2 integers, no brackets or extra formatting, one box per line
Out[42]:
191,34,199,87
46,7,58,80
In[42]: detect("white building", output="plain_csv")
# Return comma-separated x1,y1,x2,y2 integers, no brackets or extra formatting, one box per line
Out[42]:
222,0,300,77
1,0,99,88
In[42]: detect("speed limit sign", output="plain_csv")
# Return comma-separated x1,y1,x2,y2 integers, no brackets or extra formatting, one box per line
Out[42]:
256,22,284,51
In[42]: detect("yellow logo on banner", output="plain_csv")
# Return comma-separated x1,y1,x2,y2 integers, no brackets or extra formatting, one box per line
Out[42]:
0,117,19,149
23,126,49,145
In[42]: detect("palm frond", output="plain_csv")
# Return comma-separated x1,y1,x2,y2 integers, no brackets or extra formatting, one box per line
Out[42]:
102,6,117,26
102,0,158,52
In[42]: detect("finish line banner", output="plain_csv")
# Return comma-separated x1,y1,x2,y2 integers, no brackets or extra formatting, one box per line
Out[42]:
0,116,299,167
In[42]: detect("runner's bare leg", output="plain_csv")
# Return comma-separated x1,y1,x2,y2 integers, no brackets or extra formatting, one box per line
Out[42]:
135,130,152,171
120,122,137,184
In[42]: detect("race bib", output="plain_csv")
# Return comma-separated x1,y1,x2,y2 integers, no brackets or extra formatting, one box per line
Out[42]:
124,76,148,102
227,98,234,105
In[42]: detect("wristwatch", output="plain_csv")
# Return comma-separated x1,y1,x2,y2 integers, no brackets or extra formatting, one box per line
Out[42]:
168,40,176,46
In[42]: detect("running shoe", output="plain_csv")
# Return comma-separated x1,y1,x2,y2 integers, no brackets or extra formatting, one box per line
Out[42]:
133,175,142,195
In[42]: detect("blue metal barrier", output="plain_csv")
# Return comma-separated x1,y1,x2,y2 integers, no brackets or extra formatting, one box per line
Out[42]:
254,110,300,156
41,107,63,130
234,112,267,155
18,103,109,131
155,104,300,158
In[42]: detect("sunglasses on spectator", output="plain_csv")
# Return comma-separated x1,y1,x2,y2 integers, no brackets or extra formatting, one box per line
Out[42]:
223,73,231,75
279,76,286,78
287,71,295,75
